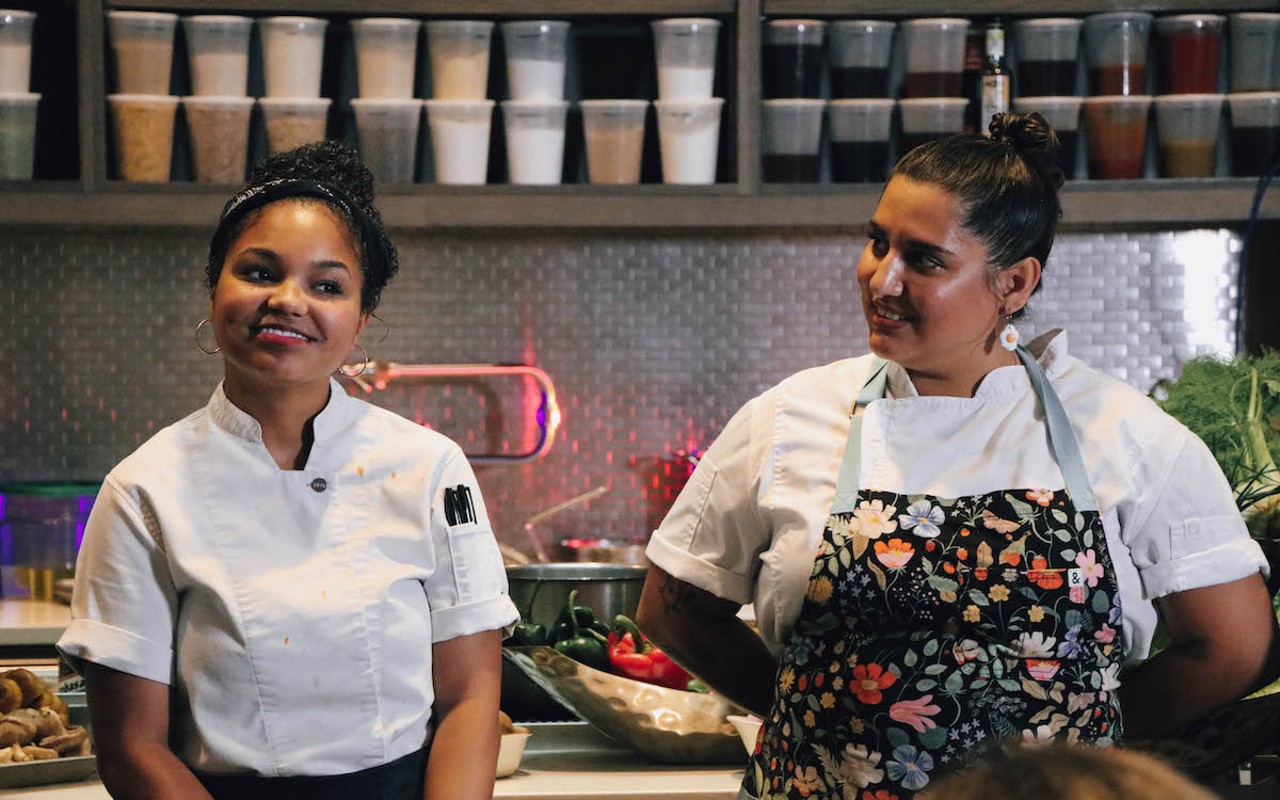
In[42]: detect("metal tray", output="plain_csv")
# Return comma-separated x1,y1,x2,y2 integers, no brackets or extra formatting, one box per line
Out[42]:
0,694,97,789
504,645,746,765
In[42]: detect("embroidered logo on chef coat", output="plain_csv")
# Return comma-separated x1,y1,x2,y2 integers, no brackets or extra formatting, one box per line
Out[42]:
310,478,328,493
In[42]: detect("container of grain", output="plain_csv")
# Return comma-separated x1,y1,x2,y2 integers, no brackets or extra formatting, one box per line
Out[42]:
183,95,253,183
107,93,178,181
182,15,252,96
260,97,331,155
259,16,328,98
0,10,36,94
107,10,177,95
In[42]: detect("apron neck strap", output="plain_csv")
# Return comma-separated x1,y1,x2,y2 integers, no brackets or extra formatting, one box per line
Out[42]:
831,350,1096,515
1015,345,1097,511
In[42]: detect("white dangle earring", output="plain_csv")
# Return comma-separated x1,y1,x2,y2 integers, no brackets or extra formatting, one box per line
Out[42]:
999,316,1019,351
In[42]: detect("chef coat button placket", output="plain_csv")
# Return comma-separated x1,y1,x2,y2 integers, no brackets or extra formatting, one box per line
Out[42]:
310,477,328,493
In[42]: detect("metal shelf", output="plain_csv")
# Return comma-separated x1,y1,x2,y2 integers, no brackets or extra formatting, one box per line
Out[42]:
5,180,1273,231
12,0,1273,233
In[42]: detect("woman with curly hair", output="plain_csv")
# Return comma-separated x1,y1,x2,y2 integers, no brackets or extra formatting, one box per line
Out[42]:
59,141,516,800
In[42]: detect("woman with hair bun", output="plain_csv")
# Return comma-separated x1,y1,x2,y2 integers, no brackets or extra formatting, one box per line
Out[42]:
638,113,1276,798
58,140,517,800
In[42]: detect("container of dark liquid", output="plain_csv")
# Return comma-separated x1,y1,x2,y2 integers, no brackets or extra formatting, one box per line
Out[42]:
761,98,824,182
903,17,970,98
899,96,968,154
1014,18,1082,97
829,19,895,99
576,23,655,99
829,98,894,182
1227,92,1280,176
763,18,825,98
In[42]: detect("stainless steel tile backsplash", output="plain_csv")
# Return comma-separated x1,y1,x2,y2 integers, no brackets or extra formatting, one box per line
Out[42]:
0,227,1240,555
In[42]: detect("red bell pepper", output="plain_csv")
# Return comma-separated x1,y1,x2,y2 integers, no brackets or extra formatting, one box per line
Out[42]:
607,615,693,690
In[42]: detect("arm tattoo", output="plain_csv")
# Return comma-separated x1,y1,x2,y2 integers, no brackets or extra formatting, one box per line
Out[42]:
658,575,699,616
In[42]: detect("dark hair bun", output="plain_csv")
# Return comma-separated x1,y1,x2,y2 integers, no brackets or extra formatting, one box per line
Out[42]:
988,112,1064,190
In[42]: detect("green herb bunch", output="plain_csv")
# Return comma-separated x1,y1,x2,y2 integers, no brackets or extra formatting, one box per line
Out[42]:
1159,349,1280,554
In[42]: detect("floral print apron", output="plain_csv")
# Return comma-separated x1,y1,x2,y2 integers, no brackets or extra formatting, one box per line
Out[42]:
741,348,1124,800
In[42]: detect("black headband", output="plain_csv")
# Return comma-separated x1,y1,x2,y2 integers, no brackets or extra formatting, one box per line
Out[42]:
208,178,389,308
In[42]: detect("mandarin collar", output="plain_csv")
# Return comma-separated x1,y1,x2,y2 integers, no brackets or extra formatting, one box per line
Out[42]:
884,328,1069,400
207,378,358,444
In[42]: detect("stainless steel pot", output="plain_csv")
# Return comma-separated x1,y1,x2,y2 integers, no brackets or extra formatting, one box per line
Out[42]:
506,562,647,628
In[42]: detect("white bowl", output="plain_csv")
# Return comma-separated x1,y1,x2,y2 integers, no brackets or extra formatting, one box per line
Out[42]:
497,730,531,778
726,714,762,755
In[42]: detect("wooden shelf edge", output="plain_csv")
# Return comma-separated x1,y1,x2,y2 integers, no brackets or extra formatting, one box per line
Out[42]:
104,0,735,15
1060,180,1279,228
0,182,1273,232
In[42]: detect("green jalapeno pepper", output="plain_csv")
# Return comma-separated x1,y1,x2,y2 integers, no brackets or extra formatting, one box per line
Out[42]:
508,621,548,647
550,590,610,670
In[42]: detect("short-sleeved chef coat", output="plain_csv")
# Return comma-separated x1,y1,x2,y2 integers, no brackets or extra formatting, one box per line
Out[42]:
647,331,1268,663
57,379,519,776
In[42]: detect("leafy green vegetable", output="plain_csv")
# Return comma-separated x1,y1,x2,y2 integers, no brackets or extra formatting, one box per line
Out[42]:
1155,352,1280,697
1159,349,1280,544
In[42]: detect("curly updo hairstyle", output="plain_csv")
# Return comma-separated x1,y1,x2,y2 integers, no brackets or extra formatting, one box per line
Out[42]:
205,140,400,314
891,112,1064,317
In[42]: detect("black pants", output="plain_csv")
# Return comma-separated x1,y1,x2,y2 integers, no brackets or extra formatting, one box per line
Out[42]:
196,747,427,800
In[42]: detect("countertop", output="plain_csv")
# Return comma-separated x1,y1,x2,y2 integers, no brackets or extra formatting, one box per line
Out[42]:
0,723,746,799
0,599,71,647
0,601,745,797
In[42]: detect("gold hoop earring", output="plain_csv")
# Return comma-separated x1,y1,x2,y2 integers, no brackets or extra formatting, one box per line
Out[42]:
195,319,220,355
339,342,370,377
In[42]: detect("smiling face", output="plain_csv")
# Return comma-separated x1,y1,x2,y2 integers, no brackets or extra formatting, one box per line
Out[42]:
212,200,368,407
857,176,1040,396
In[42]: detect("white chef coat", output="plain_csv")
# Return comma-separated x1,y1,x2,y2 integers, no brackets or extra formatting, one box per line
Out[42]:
647,330,1268,664
58,379,519,776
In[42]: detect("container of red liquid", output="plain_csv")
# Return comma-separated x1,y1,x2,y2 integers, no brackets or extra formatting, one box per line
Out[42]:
1083,94,1151,179
1156,14,1224,95
1084,11,1151,96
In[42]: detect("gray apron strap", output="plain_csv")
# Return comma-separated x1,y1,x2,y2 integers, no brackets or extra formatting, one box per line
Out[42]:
1016,345,1098,512
830,358,888,515
830,349,1096,515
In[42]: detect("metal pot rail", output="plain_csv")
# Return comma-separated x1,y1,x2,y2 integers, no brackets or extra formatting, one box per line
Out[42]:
341,361,562,466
